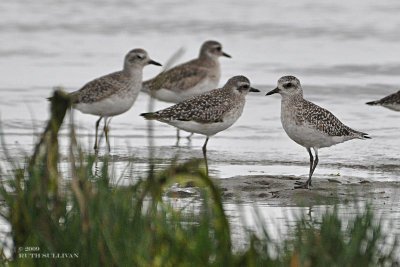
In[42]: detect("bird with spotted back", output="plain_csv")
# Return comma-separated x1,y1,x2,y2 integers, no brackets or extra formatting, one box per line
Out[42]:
366,90,400,112
142,40,231,139
68,48,161,152
266,76,370,189
141,75,259,172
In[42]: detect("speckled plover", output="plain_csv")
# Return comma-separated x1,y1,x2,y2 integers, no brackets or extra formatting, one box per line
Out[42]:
69,49,161,152
366,90,400,111
141,75,259,159
142,40,231,139
266,76,370,189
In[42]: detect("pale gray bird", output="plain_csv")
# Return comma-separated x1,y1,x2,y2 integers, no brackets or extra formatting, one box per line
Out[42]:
366,90,400,111
142,40,231,139
266,76,370,189
69,49,161,152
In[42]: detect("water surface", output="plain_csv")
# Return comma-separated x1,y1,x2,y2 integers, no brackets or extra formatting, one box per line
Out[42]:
1,0,399,252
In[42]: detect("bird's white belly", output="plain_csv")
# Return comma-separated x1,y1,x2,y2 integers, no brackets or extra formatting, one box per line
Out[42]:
383,103,400,111
75,91,138,117
154,78,218,103
282,118,348,149
167,107,242,136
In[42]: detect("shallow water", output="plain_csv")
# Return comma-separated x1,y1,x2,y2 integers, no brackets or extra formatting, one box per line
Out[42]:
1,0,400,254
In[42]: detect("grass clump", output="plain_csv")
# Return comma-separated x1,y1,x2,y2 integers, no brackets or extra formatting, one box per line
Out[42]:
0,91,398,266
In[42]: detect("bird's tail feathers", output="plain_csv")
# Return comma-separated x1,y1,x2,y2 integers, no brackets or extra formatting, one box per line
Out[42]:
358,131,371,139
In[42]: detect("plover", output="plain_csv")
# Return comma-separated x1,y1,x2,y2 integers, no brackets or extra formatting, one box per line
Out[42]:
69,48,161,152
266,76,370,189
366,90,400,111
142,40,231,139
140,75,259,158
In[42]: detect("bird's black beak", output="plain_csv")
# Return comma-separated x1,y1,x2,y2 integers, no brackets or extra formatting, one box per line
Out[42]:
148,59,162,66
249,87,260,92
222,52,231,58
266,87,280,95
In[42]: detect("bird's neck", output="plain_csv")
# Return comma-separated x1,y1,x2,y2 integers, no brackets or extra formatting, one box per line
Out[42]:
224,88,244,102
123,67,143,81
281,91,303,105
198,54,219,68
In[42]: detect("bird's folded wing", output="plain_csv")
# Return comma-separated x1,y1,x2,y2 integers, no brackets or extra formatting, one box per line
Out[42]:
299,100,355,137
155,90,229,123
144,62,208,92
71,72,125,104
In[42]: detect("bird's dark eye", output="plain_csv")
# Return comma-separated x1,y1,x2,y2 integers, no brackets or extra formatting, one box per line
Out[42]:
242,84,250,90
215,47,222,52
283,82,292,89
136,55,144,59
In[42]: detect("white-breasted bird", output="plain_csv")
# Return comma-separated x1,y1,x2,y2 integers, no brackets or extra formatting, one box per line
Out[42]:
142,40,231,139
68,49,161,152
266,76,370,189
141,75,259,156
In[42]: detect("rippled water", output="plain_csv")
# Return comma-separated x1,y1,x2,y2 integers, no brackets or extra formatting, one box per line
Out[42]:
1,0,400,252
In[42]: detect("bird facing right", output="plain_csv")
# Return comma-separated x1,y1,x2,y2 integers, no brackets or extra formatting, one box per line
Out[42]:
142,40,231,139
142,40,231,103
266,76,370,189
141,75,259,155
69,48,161,152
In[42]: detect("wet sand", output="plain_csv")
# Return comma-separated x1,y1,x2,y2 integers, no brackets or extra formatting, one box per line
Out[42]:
217,174,400,206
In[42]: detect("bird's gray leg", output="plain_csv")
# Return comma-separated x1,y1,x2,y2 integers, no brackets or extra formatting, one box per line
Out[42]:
186,132,194,140
94,116,103,152
176,129,181,140
309,148,319,186
202,137,209,175
295,147,317,189
295,147,313,187
104,117,112,153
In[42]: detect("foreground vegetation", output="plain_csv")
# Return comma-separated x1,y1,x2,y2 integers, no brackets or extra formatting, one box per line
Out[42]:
0,91,398,266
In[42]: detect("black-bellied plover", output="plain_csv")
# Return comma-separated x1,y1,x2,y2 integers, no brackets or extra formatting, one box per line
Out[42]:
266,76,370,189
141,75,259,170
69,49,161,152
142,40,231,139
366,90,400,111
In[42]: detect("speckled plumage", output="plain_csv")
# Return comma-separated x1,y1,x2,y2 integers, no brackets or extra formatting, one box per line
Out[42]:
275,76,369,145
141,75,258,138
147,87,242,123
67,48,161,152
143,59,213,93
71,71,137,104
142,40,230,103
366,90,400,111
70,48,160,118
285,95,367,139
266,75,370,189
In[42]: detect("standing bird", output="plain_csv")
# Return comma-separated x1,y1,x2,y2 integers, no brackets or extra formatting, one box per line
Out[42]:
366,90,400,111
69,49,161,152
140,76,259,171
142,40,231,139
266,76,370,189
